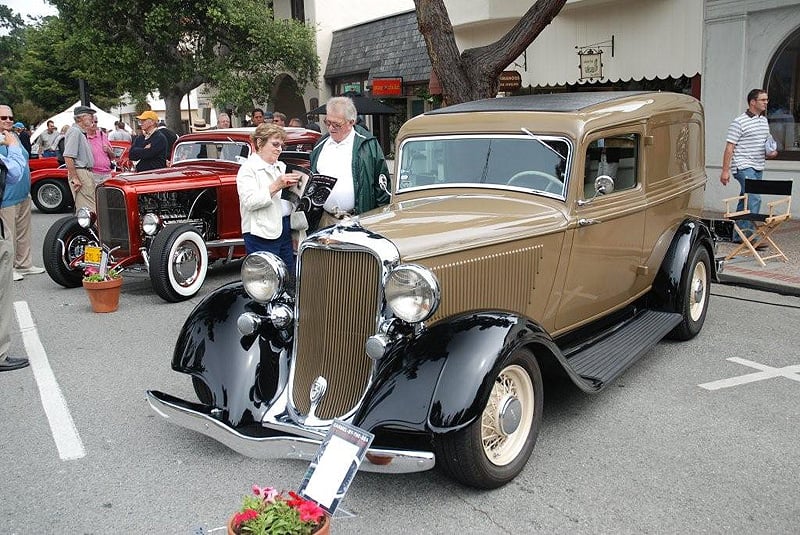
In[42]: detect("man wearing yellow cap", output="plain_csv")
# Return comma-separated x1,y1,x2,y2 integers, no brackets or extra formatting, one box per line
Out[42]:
130,110,168,171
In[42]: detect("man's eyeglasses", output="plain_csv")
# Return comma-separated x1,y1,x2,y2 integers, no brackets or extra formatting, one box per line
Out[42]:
323,119,348,129
0,116,13,121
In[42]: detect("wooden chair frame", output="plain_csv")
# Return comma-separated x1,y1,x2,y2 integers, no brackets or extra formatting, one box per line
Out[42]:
722,179,793,266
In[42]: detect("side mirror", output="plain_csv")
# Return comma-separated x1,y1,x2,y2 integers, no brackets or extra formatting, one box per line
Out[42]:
595,175,615,196
577,175,616,207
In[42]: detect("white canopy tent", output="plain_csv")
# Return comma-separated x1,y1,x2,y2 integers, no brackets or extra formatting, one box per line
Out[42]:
31,102,123,144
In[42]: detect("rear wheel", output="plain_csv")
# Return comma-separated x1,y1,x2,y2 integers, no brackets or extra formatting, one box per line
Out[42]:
435,348,543,489
148,224,208,302
32,179,72,213
42,216,95,287
668,245,711,340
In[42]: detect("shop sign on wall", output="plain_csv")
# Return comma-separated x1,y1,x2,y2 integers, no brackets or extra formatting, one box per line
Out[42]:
498,70,522,92
342,82,362,94
576,36,614,80
578,50,603,80
371,77,403,97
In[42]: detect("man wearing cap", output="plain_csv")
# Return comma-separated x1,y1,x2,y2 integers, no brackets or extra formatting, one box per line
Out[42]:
1,104,46,281
130,110,168,172
12,122,31,156
63,105,97,212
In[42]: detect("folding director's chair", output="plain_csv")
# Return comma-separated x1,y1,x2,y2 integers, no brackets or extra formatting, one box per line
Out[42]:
722,179,793,266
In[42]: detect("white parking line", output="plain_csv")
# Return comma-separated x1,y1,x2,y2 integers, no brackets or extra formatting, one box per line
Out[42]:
14,301,86,460
698,357,800,391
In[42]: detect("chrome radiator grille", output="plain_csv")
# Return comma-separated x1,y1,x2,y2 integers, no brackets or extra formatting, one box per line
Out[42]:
96,187,131,257
292,247,380,420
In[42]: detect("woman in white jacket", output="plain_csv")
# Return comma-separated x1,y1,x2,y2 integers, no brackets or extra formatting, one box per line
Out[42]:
236,123,300,273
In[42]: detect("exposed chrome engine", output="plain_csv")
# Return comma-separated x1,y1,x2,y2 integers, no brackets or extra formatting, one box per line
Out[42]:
137,189,217,237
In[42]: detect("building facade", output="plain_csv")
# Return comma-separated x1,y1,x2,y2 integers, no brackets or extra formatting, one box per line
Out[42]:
703,0,800,215
275,1,800,215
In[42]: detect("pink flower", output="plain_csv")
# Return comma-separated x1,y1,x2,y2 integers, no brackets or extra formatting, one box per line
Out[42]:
263,486,279,503
252,484,279,503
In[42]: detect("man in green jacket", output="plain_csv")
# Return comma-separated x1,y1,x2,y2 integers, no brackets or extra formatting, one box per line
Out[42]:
309,96,390,229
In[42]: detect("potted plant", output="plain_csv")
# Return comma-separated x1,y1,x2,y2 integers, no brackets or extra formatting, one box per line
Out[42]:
228,485,330,535
82,266,123,313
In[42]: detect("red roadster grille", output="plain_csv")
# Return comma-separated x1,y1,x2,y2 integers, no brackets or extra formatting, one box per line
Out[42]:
96,187,131,257
292,248,380,420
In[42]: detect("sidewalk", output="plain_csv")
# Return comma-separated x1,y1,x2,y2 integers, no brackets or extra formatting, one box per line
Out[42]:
704,211,800,296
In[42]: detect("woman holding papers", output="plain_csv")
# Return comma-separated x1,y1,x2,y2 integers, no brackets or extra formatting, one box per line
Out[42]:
236,123,301,273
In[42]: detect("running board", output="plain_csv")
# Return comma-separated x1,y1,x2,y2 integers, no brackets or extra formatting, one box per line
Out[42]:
564,310,682,391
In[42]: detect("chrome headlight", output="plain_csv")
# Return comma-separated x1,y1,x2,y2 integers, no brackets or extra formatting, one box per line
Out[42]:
241,252,287,303
385,264,440,323
76,207,95,228
141,213,161,236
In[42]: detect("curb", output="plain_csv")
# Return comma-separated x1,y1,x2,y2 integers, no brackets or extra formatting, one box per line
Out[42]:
716,265,800,297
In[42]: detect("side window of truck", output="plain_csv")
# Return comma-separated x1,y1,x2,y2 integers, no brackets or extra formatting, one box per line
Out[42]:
583,134,639,198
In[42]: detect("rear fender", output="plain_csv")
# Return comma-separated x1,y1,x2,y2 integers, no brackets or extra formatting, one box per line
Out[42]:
649,218,715,312
171,282,290,427
353,312,556,434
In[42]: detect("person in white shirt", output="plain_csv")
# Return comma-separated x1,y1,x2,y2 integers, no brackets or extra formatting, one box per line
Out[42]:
236,123,301,274
309,96,390,230
38,120,60,157
108,121,132,142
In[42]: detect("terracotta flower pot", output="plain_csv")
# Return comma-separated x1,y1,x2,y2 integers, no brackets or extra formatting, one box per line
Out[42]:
227,513,330,535
82,277,123,313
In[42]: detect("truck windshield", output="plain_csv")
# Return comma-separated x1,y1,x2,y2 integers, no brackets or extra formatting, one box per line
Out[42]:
397,135,570,197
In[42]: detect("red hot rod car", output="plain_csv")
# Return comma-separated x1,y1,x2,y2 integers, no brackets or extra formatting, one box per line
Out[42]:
30,141,132,213
42,128,319,301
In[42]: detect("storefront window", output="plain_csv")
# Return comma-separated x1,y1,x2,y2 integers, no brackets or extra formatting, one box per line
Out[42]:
765,27,800,160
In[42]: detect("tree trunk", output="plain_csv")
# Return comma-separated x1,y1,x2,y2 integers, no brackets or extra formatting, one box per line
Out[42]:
415,0,567,105
162,91,186,134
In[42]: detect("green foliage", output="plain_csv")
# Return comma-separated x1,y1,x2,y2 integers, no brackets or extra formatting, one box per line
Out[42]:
11,100,48,128
209,16,319,113
1,7,124,115
0,6,26,104
48,0,318,121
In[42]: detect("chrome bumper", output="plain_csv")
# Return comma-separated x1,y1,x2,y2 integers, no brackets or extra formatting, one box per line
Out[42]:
146,390,436,474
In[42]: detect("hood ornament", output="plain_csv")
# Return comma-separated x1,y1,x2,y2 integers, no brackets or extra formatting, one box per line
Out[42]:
308,376,328,418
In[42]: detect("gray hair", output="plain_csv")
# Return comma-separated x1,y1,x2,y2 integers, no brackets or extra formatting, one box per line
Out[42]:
326,97,357,122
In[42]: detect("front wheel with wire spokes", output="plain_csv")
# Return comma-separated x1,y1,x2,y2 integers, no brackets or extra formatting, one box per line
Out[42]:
434,348,543,489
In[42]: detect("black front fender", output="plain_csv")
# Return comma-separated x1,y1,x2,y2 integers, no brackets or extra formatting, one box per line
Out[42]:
353,312,555,435
171,282,290,428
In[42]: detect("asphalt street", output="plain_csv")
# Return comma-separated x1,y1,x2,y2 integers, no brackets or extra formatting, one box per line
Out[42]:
0,210,798,534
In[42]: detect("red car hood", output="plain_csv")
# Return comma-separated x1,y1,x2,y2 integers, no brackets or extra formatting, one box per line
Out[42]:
102,165,235,193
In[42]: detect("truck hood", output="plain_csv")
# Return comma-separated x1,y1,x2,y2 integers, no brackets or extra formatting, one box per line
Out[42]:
358,193,568,260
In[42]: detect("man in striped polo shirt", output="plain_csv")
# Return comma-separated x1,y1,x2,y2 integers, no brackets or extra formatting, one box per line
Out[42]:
720,89,778,242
